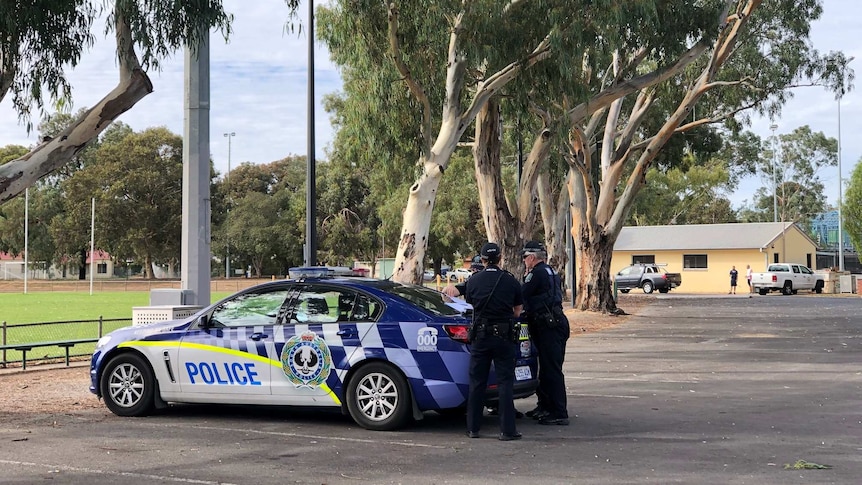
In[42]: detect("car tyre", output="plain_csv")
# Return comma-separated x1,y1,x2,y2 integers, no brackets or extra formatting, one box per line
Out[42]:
814,281,824,294
781,281,793,296
658,288,669,294
347,362,412,431
642,281,654,294
758,288,768,296
100,353,156,417
619,289,630,294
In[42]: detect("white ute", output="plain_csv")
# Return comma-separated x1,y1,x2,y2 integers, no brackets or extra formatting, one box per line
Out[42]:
750,263,825,295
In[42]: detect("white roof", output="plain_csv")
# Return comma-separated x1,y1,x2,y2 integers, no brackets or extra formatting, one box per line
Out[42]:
614,222,811,251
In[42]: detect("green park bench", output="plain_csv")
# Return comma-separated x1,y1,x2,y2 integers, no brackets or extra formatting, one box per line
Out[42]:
0,338,99,370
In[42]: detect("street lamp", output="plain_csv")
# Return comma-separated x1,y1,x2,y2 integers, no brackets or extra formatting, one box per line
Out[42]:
770,123,778,223
224,131,235,279
837,57,854,272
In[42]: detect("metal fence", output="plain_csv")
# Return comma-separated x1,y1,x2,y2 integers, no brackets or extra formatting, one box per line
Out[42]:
1,317,133,369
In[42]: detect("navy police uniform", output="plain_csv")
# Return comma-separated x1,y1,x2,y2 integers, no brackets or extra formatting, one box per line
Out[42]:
464,242,524,441
521,241,570,425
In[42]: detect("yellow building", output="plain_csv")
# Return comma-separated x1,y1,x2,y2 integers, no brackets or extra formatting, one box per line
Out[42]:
612,222,819,294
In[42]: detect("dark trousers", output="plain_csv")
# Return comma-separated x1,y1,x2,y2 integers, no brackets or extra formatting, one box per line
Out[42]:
466,334,518,435
532,322,569,419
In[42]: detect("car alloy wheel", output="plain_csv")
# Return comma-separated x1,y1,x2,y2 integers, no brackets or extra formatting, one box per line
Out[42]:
347,362,411,431
101,353,156,417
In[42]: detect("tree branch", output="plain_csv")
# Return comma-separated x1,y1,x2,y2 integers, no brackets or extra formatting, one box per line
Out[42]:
461,33,551,126
566,39,709,124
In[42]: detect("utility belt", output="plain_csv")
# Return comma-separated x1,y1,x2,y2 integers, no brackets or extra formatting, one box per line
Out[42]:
527,306,566,329
469,317,519,343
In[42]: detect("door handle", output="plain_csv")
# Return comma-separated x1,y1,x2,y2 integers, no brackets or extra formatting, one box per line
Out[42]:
249,332,268,341
337,329,356,338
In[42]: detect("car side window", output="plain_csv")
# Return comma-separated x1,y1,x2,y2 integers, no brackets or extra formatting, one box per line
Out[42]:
209,289,290,328
792,266,800,274
350,293,382,322
618,266,632,276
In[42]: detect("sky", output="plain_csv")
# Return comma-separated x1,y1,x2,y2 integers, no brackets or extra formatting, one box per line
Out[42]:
0,0,859,209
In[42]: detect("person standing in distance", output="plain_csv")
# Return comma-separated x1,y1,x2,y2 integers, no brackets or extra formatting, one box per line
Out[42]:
463,242,524,441
745,264,753,296
520,240,570,425
729,265,739,294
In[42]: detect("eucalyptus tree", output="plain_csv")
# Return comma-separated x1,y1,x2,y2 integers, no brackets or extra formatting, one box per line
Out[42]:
550,0,850,312
739,125,837,227
470,1,716,277
0,1,233,205
318,0,553,284
55,127,184,279
214,156,307,276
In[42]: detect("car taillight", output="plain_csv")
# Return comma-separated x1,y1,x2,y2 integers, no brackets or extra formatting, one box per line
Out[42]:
771,275,777,282
444,324,471,344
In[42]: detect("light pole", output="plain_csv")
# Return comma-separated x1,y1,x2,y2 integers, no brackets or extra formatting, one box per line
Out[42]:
305,0,317,267
224,131,235,278
770,123,778,223
837,57,854,272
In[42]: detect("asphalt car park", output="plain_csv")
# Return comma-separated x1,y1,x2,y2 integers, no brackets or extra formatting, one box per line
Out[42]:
2,294,860,484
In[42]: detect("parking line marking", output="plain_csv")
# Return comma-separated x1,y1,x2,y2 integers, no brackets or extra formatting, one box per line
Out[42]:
0,460,239,484
155,424,450,449
568,393,639,399
566,376,701,384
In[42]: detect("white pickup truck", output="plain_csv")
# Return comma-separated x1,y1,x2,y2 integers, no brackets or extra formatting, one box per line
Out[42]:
750,263,825,295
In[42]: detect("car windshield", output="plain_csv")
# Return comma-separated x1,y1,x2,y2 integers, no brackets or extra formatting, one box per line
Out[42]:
381,284,461,317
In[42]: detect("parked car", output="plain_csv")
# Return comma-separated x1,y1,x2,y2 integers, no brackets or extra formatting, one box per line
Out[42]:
615,263,682,294
90,277,537,431
449,268,473,281
750,263,824,295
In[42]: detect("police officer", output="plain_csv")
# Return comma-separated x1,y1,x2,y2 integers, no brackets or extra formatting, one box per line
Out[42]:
520,240,570,425
463,242,524,441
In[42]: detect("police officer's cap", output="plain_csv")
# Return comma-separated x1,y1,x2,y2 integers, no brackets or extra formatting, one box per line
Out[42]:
480,242,500,259
519,240,545,255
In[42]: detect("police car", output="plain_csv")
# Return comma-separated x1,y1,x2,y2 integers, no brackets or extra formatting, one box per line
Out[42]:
90,277,538,431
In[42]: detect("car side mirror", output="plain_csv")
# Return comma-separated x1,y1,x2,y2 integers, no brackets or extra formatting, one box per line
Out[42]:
199,314,210,328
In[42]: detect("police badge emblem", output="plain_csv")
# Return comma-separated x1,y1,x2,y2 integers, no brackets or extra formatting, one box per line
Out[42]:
281,331,332,388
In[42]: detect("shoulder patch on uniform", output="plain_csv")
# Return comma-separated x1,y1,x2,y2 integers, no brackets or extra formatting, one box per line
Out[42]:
525,272,533,283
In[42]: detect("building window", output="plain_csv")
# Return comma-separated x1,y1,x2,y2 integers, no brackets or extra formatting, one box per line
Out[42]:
97,263,108,274
632,255,655,264
683,254,708,269
773,253,780,264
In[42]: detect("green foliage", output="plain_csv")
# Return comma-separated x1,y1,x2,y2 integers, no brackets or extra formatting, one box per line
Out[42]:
0,0,95,126
0,142,64,261
742,125,837,225
844,157,862,254
783,460,831,470
54,127,185,277
214,156,308,276
0,145,29,165
628,159,737,226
